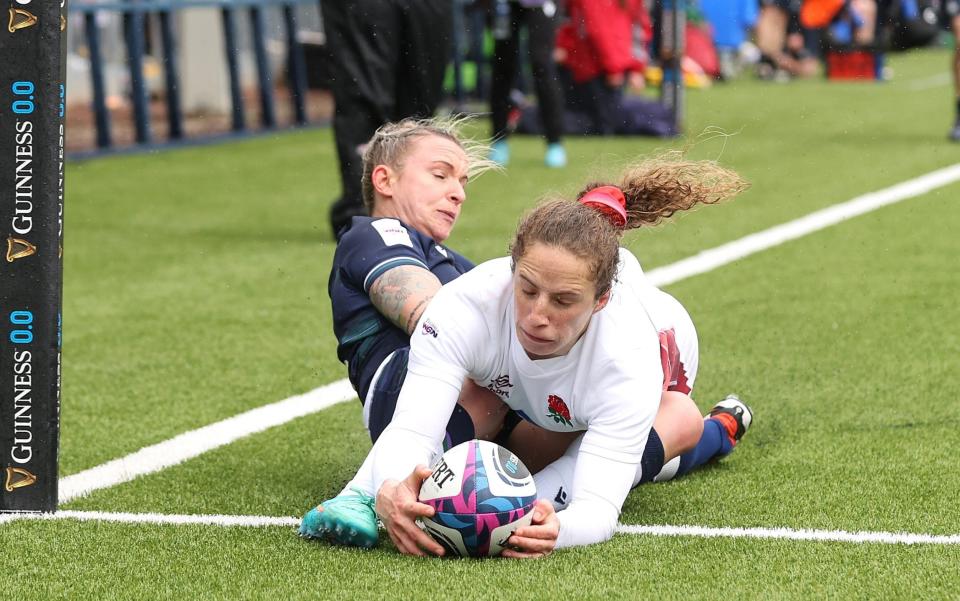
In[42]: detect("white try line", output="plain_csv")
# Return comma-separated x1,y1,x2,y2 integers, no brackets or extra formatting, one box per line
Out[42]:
3,510,959,546
55,162,960,505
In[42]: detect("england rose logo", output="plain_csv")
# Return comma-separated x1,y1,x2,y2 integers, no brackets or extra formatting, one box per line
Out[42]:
546,395,572,427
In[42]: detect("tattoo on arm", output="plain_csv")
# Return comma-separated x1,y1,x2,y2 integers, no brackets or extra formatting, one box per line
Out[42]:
404,298,430,334
369,265,442,336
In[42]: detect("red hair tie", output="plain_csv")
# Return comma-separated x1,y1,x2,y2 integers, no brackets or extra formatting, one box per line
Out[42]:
579,186,627,227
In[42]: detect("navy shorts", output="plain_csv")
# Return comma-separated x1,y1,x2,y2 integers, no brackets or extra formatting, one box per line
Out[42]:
365,347,475,447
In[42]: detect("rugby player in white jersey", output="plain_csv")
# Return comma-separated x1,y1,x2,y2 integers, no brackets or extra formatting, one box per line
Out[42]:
302,157,752,557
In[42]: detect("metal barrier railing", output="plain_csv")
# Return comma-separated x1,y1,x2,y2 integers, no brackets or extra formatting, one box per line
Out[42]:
69,0,314,152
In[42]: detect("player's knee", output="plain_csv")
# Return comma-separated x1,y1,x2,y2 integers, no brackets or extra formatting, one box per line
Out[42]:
658,391,704,457
458,381,509,440
674,398,704,454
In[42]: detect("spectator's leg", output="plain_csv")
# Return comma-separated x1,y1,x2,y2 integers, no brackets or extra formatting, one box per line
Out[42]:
321,0,400,236
395,0,453,119
756,1,789,72
851,0,877,45
490,5,521,140
524,4,565,146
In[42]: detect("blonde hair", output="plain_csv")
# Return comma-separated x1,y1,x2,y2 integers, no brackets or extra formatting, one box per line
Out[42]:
360,116,498,212
510,154,749,297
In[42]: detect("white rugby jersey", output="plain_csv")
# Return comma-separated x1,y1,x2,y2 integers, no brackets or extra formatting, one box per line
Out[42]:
366,248,666,548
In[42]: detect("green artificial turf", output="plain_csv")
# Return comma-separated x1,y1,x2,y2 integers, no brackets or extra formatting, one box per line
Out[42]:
4,47,956,600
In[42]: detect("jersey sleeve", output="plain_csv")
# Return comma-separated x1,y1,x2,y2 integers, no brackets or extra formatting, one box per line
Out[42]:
338,218,431,293
403,263,498,390
578,353,662,463
555,347,662,548
555,451,636,548
368,268,498,490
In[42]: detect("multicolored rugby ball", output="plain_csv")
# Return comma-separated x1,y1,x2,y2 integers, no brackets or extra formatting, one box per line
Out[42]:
418,439,537,558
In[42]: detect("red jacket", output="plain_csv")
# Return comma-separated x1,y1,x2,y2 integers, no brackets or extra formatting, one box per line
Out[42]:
556,0,652,83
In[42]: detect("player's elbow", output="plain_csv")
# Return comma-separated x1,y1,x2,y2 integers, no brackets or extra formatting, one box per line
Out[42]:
594,509,619,543
556,501,621,548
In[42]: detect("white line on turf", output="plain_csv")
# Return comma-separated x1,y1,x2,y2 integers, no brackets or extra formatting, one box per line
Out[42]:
55,162,960,504
1,510,299,528
5,510,960,545
643,162,960,286
905,72,951,91
618,524,960,546
58,379,356,503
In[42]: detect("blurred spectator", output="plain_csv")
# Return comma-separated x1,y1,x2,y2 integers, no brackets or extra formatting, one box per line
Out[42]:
515,0,678,137
321,0,452,239
885,0,940,51
488,0,568,168
685,8,724,79
700,0,760,78
802,0,877,47
755,0,821,78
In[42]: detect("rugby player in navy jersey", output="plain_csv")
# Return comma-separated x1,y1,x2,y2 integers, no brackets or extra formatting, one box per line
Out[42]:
327,118,508,448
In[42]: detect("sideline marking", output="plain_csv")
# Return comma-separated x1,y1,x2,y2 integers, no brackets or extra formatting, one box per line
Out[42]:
905,72,951,91
58,379,356,503
0,510,297,528
619,523,960,546
4,510,960,546
54,163,960,504
644,162,960,286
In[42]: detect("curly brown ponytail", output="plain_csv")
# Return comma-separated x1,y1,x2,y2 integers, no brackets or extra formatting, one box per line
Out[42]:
582,154,750,229
511,155,748,298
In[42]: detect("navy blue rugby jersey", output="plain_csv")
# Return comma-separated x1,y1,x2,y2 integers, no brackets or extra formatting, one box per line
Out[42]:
329,216,474,401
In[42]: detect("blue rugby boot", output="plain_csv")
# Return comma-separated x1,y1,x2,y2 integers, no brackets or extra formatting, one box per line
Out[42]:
489,140,510,166
544,143,567,168
299,488,378,549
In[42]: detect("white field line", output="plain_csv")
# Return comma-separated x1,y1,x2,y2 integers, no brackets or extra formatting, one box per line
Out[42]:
58,379,356,503
53,163,960,505
618,524,960,546
3,510,959,546
643,162,960,287
905,72,951,91
0,510,299,528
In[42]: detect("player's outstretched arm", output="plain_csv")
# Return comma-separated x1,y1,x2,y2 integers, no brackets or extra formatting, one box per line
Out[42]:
501,499,559,559
376,465,446,557
369,265,443,335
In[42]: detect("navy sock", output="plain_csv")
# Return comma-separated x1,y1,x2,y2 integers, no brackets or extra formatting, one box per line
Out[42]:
676,417,734,478
636,428,666,485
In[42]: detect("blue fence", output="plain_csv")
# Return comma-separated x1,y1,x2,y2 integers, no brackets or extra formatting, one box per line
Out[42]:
69,0,316,154
66,0,488,156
